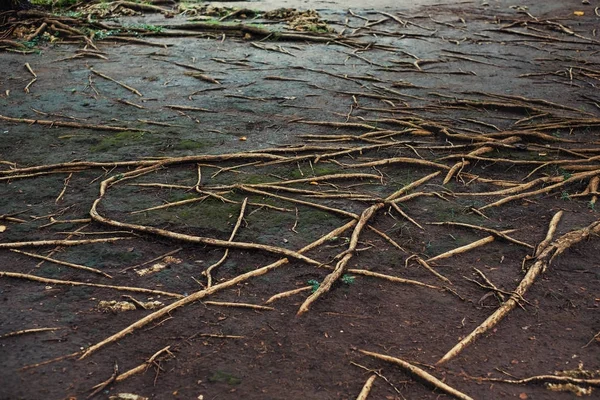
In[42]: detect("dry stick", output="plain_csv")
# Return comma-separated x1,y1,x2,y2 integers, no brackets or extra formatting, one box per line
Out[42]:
0,327,61,339
90,68,143,97
298,203,381,315
435,211,600,365
359,349,474,400
204,198,247,287
425,230,518,263
356,374,377,400
0,271,183,298
10,249,112,278
79,220,357,359
203,301,274,311
428,222,534,249
0,237,130,249
265,286,312,304
0,114,147,133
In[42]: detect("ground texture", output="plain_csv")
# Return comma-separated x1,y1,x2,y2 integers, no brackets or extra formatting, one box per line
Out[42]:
1,1,600,399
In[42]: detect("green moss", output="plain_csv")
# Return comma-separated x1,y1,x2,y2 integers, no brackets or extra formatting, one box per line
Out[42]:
90,131,145,152
174,139,205,150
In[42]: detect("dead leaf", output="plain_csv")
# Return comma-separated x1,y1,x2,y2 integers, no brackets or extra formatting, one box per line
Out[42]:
0,225,6,232
574,11,585,16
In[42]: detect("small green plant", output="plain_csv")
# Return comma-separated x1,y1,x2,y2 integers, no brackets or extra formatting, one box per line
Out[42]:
589,201,596,211
128,24,164,33
341,275,355,285
560,191,571,201
557,168,572,180
307,279,320,293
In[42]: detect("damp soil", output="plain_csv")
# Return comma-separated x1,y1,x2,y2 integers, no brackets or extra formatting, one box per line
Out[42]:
1,1,600,399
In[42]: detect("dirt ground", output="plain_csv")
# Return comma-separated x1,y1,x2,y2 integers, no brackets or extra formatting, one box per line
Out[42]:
1,1,600,399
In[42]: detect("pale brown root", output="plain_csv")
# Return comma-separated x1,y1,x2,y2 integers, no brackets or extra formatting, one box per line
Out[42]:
469,374,600,387
297,203,382,315
479,169,600,210
356,374,377,400
193,333,244,339
0,237,130,249
472,267,505,301
265,286,312,304
205,198,248,287
203,301,274,311
347,269,442,290
79,220,357,359
384,171,441,201
0,114,146,133
120,248,182,273
0,271,183,298
90,198,323,267
238,185,358,219
343,157,450,170
426,230,516,263
390,203,424,230
406,255,451,284
0,327,61,339
10,249,112,278
437,213,599,365
359,349,474,400
20,351,82,371
443,161,469,184
90,68,143,96
55,172,72,203
534,211,563,256
367,226,407,253
87,361,118,399
129,196,207,214
428,222,534,249
111,346,172,384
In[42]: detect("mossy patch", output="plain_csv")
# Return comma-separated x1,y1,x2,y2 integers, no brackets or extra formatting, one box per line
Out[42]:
90,131,146,152
174,139,205,151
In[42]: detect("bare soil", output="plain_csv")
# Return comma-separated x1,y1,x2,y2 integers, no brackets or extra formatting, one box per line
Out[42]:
1,1,600,399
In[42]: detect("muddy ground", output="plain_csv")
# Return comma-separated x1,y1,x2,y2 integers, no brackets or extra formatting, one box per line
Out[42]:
1,1,600,399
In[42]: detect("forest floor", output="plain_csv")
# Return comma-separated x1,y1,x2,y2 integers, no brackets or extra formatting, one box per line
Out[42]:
1,1,600,399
